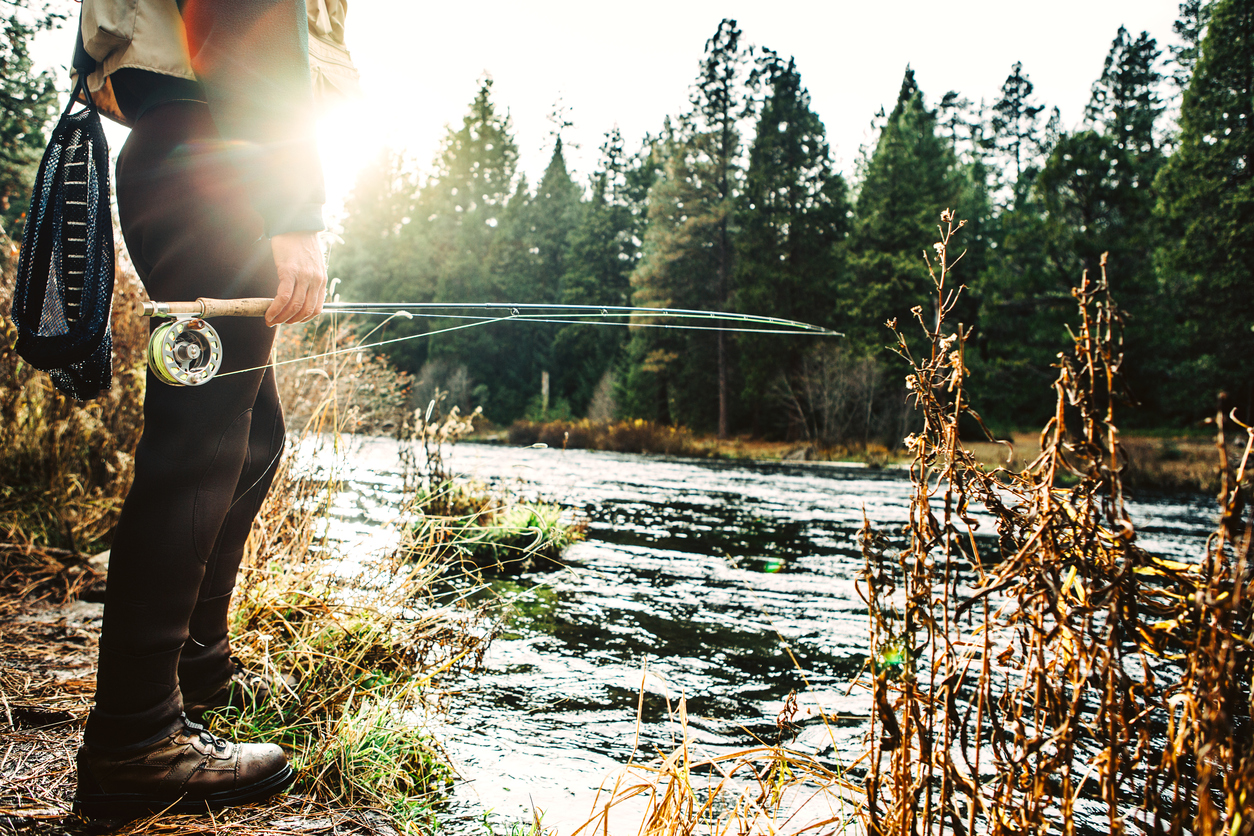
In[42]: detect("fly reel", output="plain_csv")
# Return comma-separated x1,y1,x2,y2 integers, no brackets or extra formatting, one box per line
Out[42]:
141,297,273,387
146,317,223,386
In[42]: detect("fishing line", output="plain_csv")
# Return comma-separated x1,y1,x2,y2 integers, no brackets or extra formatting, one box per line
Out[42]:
318,301,841,336
218,313,830,381
164,299,842,507
218,308,468,508
311,308,839,335
324,307,843,334
141,297,842,385
214,313,518,379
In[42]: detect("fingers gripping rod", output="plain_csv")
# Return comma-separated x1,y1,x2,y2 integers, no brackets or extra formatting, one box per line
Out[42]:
141,297,272,386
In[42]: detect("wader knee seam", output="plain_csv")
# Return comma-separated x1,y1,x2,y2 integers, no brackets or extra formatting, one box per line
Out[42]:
193,409,254,563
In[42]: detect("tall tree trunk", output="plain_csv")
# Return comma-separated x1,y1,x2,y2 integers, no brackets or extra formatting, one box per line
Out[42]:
718,332,728,438
717,219,729,439
659,373,672,427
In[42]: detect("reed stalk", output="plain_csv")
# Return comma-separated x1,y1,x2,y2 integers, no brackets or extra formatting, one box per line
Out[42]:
571,212,1253,836
859,213,1253,836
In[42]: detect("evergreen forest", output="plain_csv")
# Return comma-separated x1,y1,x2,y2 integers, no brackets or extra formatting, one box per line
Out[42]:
330,1,1254,442
5,2,1248,443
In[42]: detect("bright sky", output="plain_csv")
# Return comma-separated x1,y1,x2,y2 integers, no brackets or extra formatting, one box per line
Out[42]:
33,1,1184,225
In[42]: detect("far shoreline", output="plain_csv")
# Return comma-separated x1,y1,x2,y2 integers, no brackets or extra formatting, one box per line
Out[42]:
480,420,1232,495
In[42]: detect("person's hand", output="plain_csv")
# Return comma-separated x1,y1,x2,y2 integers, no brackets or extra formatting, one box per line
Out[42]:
267,231,327,326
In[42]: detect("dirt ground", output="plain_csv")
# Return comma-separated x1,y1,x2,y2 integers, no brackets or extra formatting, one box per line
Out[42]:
0,593,101,830
0,548,401,836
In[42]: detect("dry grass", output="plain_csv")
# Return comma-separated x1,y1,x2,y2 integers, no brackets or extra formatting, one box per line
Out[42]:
274,314,413,438
0,439,498,834
572,677,862,836
966,430,1233,493
1119,433,1237,493
568,216,1254,836
208,441,500,830
858,221,1253,836
0,248,581,834
504,419,912,469
0,235,147,554
507,419,703,457
510,419,1223,487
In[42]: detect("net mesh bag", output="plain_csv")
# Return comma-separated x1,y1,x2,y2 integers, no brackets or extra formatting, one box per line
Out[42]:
11,77,115,401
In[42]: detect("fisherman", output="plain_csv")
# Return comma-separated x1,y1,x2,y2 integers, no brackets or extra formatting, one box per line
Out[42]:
68,0,354,818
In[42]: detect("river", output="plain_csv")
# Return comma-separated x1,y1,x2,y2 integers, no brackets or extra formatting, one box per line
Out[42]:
312,437,1218,834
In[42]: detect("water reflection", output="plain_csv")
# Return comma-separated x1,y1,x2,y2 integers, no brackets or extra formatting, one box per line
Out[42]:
313,438,1217,833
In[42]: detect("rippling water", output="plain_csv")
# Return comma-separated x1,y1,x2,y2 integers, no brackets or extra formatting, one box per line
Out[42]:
311,438,1218,834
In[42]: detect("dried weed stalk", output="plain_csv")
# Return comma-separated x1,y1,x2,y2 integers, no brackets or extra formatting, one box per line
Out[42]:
858,212,1254,836
1,285,502,833
0,236,147,553
572,682,862,836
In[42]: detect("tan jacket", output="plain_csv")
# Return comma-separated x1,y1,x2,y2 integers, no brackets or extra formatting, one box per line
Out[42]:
79,0,360,125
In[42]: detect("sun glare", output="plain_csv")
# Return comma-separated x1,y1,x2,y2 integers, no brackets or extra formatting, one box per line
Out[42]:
316,100,387,224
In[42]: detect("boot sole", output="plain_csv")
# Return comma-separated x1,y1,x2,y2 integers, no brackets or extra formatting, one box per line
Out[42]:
73,764,296,820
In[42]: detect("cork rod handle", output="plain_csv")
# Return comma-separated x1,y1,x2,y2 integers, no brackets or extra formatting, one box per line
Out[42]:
142,298,273,318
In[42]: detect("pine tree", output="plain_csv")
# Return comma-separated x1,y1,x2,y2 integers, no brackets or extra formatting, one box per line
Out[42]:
332,147,421,303
0,3,61,237
623,123,725,429
736,51,849,434
1044,27,1166,307
534,139,581,296
1086,27,1166,156
973,30,1168,429
693,18,751,438
1082,27,1168,421
340,78,526,419
470,173,543,420
845,68,963,350
329,148,436,372
1155,0,1254,420
622,19,753,433
421,76,519,305
989,62,1049,207
500,135,583,419
554,129,652,416
1170,0,1213,93
937,91,973,151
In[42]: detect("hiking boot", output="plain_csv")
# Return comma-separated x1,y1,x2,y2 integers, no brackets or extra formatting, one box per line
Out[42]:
183,657,291,724
73,718,295,819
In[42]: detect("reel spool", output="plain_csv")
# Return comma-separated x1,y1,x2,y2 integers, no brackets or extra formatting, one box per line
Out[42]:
141,297,269,387
146,317,223,386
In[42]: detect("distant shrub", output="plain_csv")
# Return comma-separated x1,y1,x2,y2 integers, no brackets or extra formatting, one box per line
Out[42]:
507,418,703,456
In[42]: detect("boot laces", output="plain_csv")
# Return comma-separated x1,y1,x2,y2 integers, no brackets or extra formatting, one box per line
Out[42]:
183,718,228,752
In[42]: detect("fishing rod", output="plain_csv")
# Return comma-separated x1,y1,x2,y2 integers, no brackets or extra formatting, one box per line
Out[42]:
140,297,843,387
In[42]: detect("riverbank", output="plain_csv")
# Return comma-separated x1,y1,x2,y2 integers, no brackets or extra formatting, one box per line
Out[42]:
963,431,1230,493
0,459,426,834
503,420,1231,493
502,418,906,465
0,435,588,835
0,545,431,836
0,255,580,834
